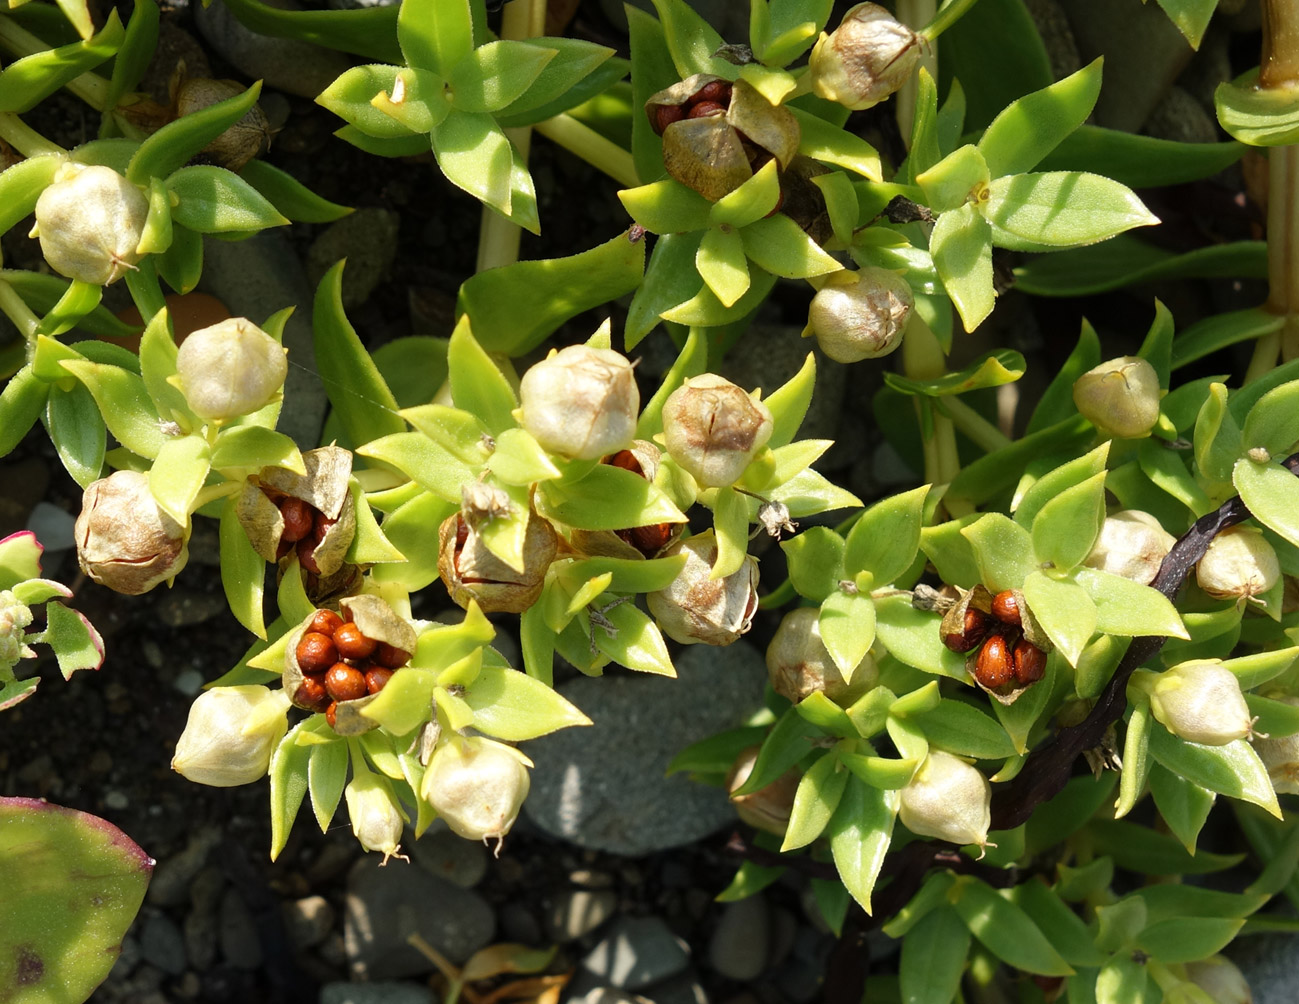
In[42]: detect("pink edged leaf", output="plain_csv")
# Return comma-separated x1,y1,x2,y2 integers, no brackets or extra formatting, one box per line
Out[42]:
34,603,106,678
11,578,73,605
0,676,39,711
0,531,44,590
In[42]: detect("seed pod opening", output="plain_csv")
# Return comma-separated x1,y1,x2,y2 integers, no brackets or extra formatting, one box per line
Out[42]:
437,506,558,614
809,3,923,110
32,163,149,285
898,750,991,852
662,374,774,488
75,470,189,595
1071,356,1161,439
569,442,682,560
519,345,639,460
176,317,289,422
647,530,760,646
806,267,913,362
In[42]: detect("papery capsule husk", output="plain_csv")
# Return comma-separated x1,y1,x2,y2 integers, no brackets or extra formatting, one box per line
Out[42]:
239,446,357,576
654,76,800,203
517,344,639,460
175,317,289,422
646,530,760,645
1147,660,1253,746
809,2,923,110
726,745,799,836
437,509,558,614
1254,696,1299,794
767,606,879,705
261,445,353,520
805,266,913,362
171,685,290,786
1184,956,1252,1004
1196,525,1281,601
662,374,775,488
1071,356,1162,439
174,77,270,171
31,163,149,285
898,750,991,851
1083,509,1177,586
75,470,189,595
939,584,993,647
421,736,532,843
568,441,683,559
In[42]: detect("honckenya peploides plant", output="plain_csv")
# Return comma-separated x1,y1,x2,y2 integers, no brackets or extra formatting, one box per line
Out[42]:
5,0,1299,1001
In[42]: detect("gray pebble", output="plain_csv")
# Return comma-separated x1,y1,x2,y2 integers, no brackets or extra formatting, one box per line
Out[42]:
183,904,218,972
582,916,691,991
173,669,205,697
138,912,187,975
319,981,436,1004
306,208,400,310
103,790,129,810
707,896,770,981
25,501,76,552
645,970,710,1004
218,888,264,970
410,825,488,888
546,888,618,942
524,644,766,855
284,894,335,950
154,586,229,627
344,856,495,979
148,830,219,906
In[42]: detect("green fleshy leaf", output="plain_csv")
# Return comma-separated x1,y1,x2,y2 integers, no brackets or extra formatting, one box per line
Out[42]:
666,724,770,777
1116,693,1153,819
238,159,353,223
1148,761,1215,855
731,707,822,796
916,143,990,214
985,172,1159,250
782,751,849,851
911,700,1015,759
874,597,969,680
0,10,124,114
58,359,164,460
960,513,1035,593
0,797,151,1003
0,154,60,234
716,860,786,902
710,160,782,229
448,39,554,114
494,39,620,127
650,0,730,79
886,350,1025,398
464,665,592,740
951,876,1073,977
1022,571,1095,667
1194,382,1241,483
217,0,399,61
764,351,816,450
397,0,471,74
590,599,676,676
431,110,514,217
156,223,204,295
1242,380,1299,457
740,215,842,279
827,777,898,915
128,81,262,185
711,486,751,580
1029,472,1106,572
620,178,713,235
44,382,105,489
459,232,645,355
40,602,104,677
919,516,982,590
782,526,845,603
1136,916,1244,965
1023,774,1116,858
1075,568,1187,639
1148,723,1281,818
210,426,304,476
947,416,1093,512
844,484,928,585
358,432,478,502
900,906,969,1004
696,226,751,308
820,587,876,678
148,432,210,525
370,490,455,591
625,230,705,347
931,202,994,333
167,165,289,234
1010,880,1107,968
791,105,881,180
35,280,102,339
486,428,561,486
269,721,312,860
540,463,685,531
1216,68,1299,147
977,59,1102,178
317,64,416,139
219,493,266,639
307,738,347,833
1014,442,1109,528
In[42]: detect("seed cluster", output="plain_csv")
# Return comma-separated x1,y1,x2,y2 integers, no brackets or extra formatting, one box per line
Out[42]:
606,450,674,557
294,609,409,726
265,489,336,574
650,79,733,134
941,590,1047,690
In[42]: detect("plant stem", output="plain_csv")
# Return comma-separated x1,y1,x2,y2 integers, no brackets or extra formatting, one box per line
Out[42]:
0,112,66,158
1259,144,1299,365
895,0,937,141
474,0,545,273
1261,0,1299,88
0,18,110,111
919,0,982,42
937,395,1012,453
534,113,640,188
901,310,960,488
0,276,41,342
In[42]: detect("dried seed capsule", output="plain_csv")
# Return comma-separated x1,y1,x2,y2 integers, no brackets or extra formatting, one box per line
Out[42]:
647,530,760,646
1146,659,1253,745
1072,356,1161,439
365,667,394,695
991,590,1021,626
31,163,149,285
973,634,1014,688
1255,696,1299,794
1185,956,1252,1004
325,663,368,702
518,345,639,460
171,686,290,787
806,267,913,362
1012,639,1046,685
809,2,923,110
661,374,774,488
373,643,409,669
766,606,879,705
174,77,270,171
75,470,189,595
726,745,799,836
345,770,406,863
898,750,991,852
421,737,531,843
1196,526,1280,601
176,317,288,423
438,507,558,614
279,497,314,543
941,607,992,654
296,632,338,675
310,609,344,636
334,623,377,661
1083,509,1176,586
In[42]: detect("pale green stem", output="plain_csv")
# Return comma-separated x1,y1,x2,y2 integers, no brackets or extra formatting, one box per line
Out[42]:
919,0,983,42
895,0,937,141
475,0,545,273
192,480,239,509
0,276,41,342
534,113,640,188
1257,143,1299,368
0,18,110,111
901,310,960,489
0,111,65,158
1262,0,1299,87
936,395,1013,453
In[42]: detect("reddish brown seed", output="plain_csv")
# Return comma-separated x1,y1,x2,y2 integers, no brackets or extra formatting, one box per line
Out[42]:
687,100,726,119
275,537,293,560
627,522,673,557
365,666,394,695
294,675,331,713
942,607,992,654
325,701,338,728
991,590,1022,626
694,80,732,105
325,663,368,702
296,538,320,574
606,449,645,476
296,632,338,674
312,511,336,545
974,633,1014,688
334,622,377,661
309,609,344,636
280,497,314,543
652,103,684,135
1013,638,1047,685
373,642,410,669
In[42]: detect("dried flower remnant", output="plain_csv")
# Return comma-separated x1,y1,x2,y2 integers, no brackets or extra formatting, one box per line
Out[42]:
1196,526,1281,601
174,77,271,171
31,163,149,285
75,471,188,595
726,746,799,836
438,504,558,614
808,3,923,110
806,267,913,362
171,685,291,786
518,345,639,460
1072,356,1162,439
647,530,759,645
662,374,774,488
176,317,289,422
